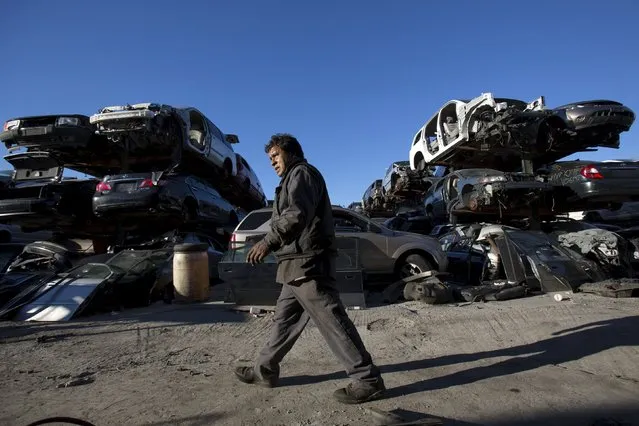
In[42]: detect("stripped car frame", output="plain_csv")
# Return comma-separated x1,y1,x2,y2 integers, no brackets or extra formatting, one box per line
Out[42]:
90,103,240,179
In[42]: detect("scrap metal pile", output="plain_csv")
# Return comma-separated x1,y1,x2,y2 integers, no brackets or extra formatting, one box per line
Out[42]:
0,103,268,321
354,93,639,302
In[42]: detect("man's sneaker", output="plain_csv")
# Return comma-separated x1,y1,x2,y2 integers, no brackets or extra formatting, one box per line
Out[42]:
333,378,386,404
234,366,278,388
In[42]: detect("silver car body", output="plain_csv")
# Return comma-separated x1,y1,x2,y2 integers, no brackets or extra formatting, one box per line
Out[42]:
230,206,448,275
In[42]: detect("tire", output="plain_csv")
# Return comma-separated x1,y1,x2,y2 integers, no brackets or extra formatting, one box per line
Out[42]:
398,254,434,278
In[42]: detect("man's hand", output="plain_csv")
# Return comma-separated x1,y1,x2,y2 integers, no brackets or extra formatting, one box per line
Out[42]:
246,240,271,265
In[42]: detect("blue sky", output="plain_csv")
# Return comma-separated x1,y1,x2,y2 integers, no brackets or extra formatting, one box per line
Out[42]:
1,0,638,207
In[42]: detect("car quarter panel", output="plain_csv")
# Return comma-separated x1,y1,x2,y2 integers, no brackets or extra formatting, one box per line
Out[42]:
390,238,448,272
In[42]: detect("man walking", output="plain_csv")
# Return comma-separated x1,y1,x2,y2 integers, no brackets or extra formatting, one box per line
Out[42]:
234,133,386,404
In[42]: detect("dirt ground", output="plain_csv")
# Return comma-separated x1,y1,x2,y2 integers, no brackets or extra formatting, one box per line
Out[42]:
1,290,639,426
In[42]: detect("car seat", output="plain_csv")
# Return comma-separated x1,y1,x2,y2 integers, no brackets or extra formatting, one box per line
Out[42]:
443,117,459,140
189,129,204,146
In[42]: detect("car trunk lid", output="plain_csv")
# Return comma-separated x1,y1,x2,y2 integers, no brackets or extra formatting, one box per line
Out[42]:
98,171,164,194
584,161,639,180
3,151,62,182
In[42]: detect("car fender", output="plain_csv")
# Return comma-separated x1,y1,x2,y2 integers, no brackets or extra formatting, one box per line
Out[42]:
391,241,448,272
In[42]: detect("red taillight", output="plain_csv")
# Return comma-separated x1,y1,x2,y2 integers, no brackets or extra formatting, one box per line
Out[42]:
138,178,155,188
229,233,237,248
580,164,604,180
96,182,112,192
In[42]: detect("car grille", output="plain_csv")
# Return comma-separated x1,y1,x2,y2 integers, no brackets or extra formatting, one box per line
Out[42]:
20,117,56,127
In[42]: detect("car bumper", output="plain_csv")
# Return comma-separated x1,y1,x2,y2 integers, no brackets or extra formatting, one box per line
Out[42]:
93,191,160,215
566,181,639,202
492,181,551,192
0,198,52,217
571,108,635,132
0,125,93,146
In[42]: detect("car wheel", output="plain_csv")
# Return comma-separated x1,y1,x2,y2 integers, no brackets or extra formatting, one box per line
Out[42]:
398,254,434,278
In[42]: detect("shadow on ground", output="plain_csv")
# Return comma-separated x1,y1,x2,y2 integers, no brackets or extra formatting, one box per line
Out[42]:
281,315,639,396
141,412,227,426
368,404,639,426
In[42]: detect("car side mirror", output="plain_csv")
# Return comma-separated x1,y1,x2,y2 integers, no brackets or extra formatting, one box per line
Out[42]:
225,134,240,144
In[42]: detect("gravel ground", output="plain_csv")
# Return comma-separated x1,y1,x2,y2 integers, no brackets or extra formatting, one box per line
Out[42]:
1,291,639,426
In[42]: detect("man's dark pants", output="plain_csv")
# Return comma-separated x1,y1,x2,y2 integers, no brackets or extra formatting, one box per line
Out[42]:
255,276,380,385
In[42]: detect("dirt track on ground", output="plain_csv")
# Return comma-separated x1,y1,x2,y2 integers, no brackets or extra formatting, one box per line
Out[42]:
2,293,639,426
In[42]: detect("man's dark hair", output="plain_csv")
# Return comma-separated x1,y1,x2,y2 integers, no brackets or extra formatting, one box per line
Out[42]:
265,133,305,159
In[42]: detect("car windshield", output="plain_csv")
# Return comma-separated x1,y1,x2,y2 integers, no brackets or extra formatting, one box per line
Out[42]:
338,209,386,230
106,249,173,274
66,263,113,280
237,210,272,231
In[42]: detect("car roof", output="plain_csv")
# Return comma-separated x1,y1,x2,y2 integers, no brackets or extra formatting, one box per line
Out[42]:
248,205,354,214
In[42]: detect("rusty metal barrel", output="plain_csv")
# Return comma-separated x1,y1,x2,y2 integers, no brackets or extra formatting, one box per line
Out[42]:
173,243,209,302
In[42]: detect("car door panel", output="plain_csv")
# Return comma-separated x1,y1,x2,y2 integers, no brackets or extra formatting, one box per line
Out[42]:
333,211,391,274
432,180,447,218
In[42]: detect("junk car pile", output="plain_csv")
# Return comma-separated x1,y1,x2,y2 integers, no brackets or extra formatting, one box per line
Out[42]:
354,93,639,303
1,94,638,322
0,103,266,321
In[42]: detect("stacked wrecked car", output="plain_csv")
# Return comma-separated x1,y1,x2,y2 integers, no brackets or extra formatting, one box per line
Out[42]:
0,103,267,321
357,92,639,303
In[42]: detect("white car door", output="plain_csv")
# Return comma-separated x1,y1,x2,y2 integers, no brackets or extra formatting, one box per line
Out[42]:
206,121,235,174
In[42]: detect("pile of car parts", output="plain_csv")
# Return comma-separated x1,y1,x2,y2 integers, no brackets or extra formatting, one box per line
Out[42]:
0,102,274,320
0,104,268,243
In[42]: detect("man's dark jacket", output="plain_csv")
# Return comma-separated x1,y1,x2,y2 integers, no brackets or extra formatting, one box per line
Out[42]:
262,159,337,283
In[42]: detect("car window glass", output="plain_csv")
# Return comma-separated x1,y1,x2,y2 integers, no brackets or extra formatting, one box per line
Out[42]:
333,213,366,232
385,165,392,176
208,122,223,140
67,263,113,280
236,211,272,231
413,130,421,145
439,232,460,250
223,242,277,263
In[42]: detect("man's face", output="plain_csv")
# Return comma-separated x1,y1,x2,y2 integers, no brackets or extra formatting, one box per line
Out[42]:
268,146,290,177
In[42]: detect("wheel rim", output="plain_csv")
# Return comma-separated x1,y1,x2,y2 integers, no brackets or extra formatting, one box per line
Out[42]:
400,262,423,278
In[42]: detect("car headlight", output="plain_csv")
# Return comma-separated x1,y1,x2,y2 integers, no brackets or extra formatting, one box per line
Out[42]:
3,120,20,131
55,116,81,126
